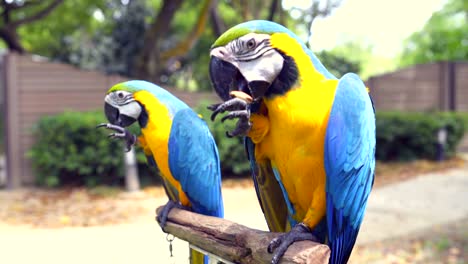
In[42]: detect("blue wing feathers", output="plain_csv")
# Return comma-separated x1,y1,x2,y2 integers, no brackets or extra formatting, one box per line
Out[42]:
168,109,224,218
325,73,375,263
125,80,190,117
145,155,157,168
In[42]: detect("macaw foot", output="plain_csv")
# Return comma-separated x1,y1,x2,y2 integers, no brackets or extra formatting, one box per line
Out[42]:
156,200,191,232
96,123,136,152
208,98,251,137
267,223,319,264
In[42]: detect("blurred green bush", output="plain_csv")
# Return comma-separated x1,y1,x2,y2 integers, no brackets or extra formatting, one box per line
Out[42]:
27,111,156,187
27,108,468,188
195,101,251,176
376,111,468,161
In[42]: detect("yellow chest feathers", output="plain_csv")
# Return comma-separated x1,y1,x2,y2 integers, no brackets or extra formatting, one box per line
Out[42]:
133,91,172,175
248,33,340,225
261,80,337,162
133,91,190,205
256,32,339,162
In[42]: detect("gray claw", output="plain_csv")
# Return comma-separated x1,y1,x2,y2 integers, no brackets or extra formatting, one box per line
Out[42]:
224,111,251,137
220,110,250,123
268,223,319,264
209,98,249,121
97,123,136,152
156,200,191,232
108,132,125,138
208,98,252,137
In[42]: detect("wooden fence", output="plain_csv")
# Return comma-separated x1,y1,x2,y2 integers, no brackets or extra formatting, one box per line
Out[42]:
367,61,468,111
367,61,468,151
2,53,218,188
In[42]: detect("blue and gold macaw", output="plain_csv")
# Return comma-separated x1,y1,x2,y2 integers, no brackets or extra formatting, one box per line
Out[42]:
98,80,223,264
208,20,375,264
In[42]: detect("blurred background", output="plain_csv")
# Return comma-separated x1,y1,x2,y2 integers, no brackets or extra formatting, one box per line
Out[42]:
0,0,466,263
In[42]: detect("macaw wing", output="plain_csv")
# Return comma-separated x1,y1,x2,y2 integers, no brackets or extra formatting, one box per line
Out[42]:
324,73,376,264
245,137,289,232
168,109,223,217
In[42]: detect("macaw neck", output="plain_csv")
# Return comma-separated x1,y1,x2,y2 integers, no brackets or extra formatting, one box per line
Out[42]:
138,103,149,128
265,53,299,98
133,90,173,141
266,32,326,99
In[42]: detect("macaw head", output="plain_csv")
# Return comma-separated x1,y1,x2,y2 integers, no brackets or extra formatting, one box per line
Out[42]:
209,20,324,101
104,81,145,128
104,80,188,128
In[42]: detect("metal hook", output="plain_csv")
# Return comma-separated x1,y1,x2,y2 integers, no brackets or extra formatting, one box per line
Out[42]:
166,233,175,257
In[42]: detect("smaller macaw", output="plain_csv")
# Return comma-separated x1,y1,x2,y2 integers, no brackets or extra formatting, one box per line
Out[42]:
98,80,223,264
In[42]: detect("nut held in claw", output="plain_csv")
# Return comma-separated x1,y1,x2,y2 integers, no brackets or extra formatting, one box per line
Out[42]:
230,91,253,103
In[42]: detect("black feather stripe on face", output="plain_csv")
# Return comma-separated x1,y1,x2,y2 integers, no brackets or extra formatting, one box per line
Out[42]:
137,102,149,128
265,52,299,98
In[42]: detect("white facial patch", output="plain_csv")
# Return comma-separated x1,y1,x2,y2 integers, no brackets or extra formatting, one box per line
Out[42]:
118,101,142,120
212,32,285,84
237,48,284,84
105,92,142,120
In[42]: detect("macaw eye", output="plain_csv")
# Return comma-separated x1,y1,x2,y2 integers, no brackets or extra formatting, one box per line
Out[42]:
246,39,256,49
117,92,124,99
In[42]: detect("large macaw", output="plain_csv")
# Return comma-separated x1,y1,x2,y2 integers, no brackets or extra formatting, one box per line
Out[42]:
208,20,375,264
98,80,224,264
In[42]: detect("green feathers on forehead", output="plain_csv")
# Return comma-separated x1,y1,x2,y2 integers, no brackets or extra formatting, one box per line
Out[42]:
107,82,139,94
211,20,284,48
212,27,255,48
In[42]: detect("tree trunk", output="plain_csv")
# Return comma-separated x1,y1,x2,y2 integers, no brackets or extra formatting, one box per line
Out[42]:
161,0,214,60
134,0,184,82
210,0,225,37
267,0,280,21
0,27,24,53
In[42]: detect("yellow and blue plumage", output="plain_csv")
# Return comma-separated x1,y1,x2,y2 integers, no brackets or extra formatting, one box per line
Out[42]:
99,80,223,264
208,20,375,264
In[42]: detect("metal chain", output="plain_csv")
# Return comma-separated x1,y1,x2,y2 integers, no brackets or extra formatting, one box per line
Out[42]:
166,233,175,258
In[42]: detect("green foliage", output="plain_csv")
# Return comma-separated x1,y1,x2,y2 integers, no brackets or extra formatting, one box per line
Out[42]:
195,101,250,176
316,50,361,77
28,111,158,187
98,0,152,76
399,0,468,67
15,0,331,92
317,39,399,80
19,0,109,59
28,111,123,187
376,112,468,161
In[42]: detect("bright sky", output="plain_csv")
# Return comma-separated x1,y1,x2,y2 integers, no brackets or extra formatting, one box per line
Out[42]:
286,0,447,58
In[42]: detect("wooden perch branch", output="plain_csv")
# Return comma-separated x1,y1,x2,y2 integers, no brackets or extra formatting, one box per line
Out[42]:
156,206,330,264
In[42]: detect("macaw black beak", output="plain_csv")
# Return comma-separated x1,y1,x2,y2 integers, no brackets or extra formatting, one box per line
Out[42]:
209,56,270,101
209,56,242,101
248,80,270,99
104,102,136,127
